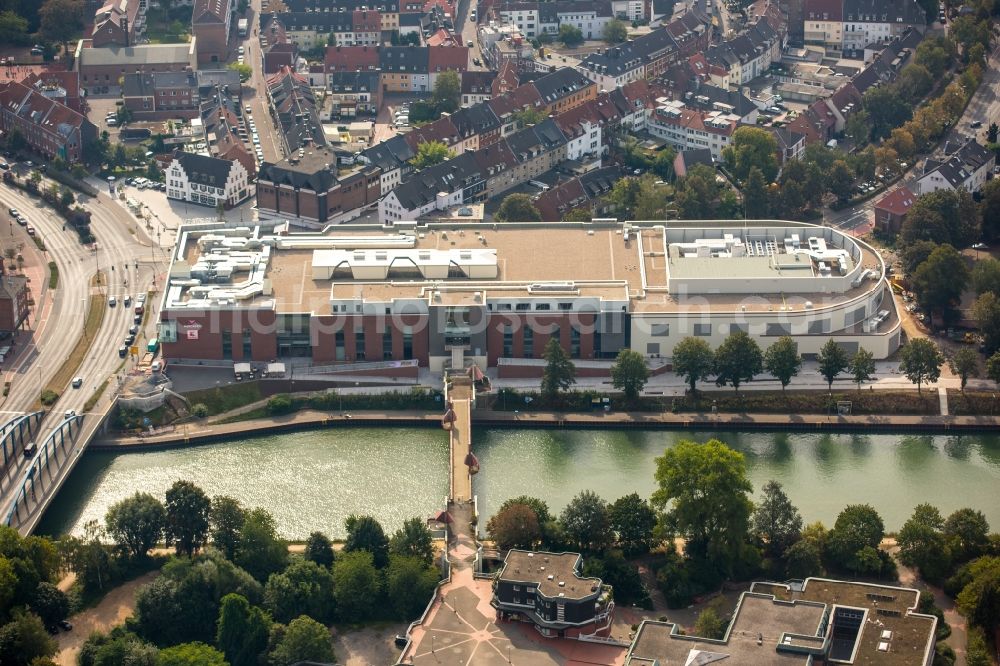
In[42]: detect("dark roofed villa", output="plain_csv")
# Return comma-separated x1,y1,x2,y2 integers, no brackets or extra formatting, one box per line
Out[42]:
492,550,614,639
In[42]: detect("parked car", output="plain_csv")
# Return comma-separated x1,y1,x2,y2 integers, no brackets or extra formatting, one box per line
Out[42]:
971,120,983,128
118,345,128,358
124,334,135,346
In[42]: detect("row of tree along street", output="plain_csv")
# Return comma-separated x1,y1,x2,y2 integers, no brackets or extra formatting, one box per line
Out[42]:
485,437,1000,665
0,479,442,666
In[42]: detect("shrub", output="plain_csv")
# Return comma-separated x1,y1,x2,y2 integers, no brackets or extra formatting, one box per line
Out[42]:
266,394,294,415
191,403,209,418
40,389,59,406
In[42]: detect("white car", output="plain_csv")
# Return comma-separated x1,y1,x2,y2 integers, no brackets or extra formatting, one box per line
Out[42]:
238,46,245,55
238,55,244,64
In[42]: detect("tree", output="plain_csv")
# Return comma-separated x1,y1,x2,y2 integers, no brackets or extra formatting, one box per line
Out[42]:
901,189,980,249
672,337,714,394
828,160,856,201
560,490,613,553
217,593,271,666
157,643,227,666
610,348,650,399
693,607,726,639
38,0,83,62
896,63,934,104
955,556,1000,631
60,521,119,596
513,107,546,128
972,259,1000,296
409,141,454,169
432,70,461,113
104,492,165,561
899,338,944,393
268,616,334,666
752,481,803,559
601,493,656,556
558,23,583,46
863,86,913,141
912,245,970,320
486,503,542,550
826,504,885,575
0,12,28,46
228,62,252,82
0,613,57,666
264,559,336,624
967,627,992,666
845,109,873,144
982,178,1000,241
723,127,778,184
304,531,335,569
902,240,940,275
652,439,754,573
331,551,380,621
988,351,1000,388
344,515,389,569
742,166,769,218
675,164,723,218
713,330,763,393
898,504,951,584
817,339,849,392
209,495,246,561
949,348,980,391
763,336,801,391
385,555,439,620
915,37,952,77
164,481,211,557
651,147,677,181
562,207,592,221
495,193,541,222
77,627,158,666
973,291,1000,356
783,539,823,579
541,337,576,400
943,508,991,563
236,508,288,583
28,583,69,630
389,518,434,566
602,18,628,42
848,348,876,391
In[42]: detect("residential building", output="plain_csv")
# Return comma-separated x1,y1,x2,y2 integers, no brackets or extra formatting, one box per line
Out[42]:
165,149,253,208
772,126,807,163
461,71,496,106
266,10,382,50
626,578,937,666
533,166,620,220
531,67,597,115
76,41,198,94
122,70,199,119
199,80,256,177
266,66,326,153
0,268,30,336
842,0,926,52
263,43,298,74
803,0,844,48
278,0,399,32
358,134,415,195
156,220,901,370
380,45,430,92
192,0,233,65
874,186,916,234
256,147,382,225
378,151,484,222
327,71,381,118
19,71,83,113
672,147,714,177
325,44,381,74
0,81,97,164
427,45,469,87
648,99,741,160
92,0,144,48
916,140,995,195
492,550,614,639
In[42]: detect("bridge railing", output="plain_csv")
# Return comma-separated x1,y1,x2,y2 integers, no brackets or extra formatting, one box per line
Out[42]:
5,414,84,528
0,411,44,493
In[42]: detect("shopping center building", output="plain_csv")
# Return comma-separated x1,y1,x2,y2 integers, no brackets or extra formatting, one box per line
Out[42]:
156,219,900,372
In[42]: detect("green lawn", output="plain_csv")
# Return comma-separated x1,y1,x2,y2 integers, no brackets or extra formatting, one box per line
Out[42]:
183,381,263,416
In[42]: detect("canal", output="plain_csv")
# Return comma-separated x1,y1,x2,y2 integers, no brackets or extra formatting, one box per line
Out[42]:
37,428,1000,539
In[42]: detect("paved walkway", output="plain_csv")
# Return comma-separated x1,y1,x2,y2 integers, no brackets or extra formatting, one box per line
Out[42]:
448,378,474,504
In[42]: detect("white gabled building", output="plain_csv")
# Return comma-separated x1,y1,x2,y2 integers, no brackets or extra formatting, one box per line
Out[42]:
165,150,253,209
916,140,995,196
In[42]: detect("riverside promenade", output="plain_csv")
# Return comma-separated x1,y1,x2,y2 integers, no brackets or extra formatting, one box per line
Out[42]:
91,407,1000,450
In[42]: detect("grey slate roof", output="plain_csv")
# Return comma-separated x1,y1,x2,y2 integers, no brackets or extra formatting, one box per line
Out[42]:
531,67,592,105
380,46,429,73
174,150,235,187
393,152,484,210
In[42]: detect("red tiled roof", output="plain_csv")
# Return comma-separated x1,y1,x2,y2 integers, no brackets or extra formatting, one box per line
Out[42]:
428,45,469,72
352,10,381,32
875,186,916,216
325,45,381,71
803,0,842,21
534,178,588,221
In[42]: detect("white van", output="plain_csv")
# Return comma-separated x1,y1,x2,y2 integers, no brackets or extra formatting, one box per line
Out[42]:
529,180,550,191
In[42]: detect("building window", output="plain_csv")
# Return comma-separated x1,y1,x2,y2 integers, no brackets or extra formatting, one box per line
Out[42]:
403,328,413,360
502,324,513,357
335,329,346,361
651,323,669,336
242,329,252,358
570,327,581,358
355,330,365,360
383,327,393,360
694,323,711,336
523,327,534,358
221,330,233,359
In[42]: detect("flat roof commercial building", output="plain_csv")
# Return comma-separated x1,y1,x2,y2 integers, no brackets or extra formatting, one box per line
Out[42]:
626,578,937,665
155,220,900,371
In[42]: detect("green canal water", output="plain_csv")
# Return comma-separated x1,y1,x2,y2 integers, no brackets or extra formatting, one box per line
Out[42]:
37,427,1000,539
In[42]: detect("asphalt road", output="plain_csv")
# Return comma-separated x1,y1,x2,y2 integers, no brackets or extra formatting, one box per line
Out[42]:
0,178,166,531
245,0,284,164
